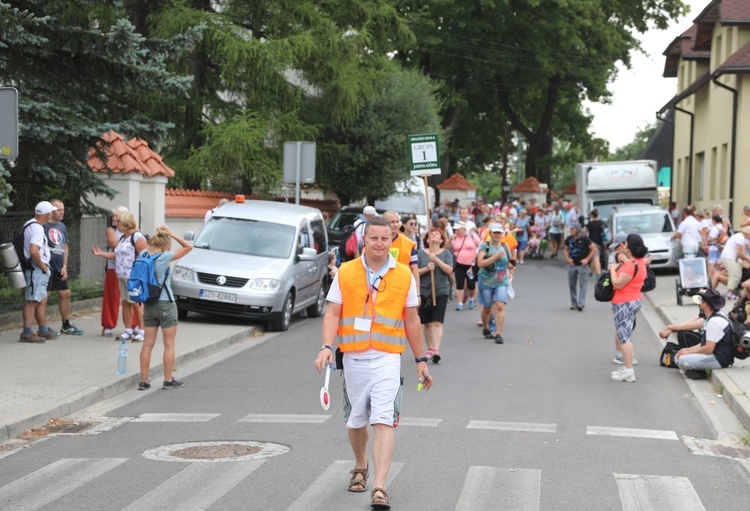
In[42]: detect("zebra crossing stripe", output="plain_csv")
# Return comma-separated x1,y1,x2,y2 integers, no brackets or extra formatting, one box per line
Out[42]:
237,413,332,423
466,421,557,433
615,473,706,511
131,413,221,422
286,459,403,511
456,466,541,511
587,426,679,440
398,417,442,427
0,458,127,511
122,460,265,511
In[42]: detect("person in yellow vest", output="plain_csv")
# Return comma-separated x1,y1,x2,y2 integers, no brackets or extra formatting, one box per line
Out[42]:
315,215,432,510
382,210,421,295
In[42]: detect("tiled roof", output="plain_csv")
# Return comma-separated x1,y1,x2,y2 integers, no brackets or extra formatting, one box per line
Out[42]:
166,189,235,218
715,38,750,75
562,182,576,195
693,0,750,52
662,25,710,77
437,172,476,191
512,176,546,193
88,130,175,178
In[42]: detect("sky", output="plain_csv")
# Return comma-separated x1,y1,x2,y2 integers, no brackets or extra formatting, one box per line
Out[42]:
587,0,708,150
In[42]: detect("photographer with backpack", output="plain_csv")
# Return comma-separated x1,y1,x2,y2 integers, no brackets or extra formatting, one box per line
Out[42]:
137,225,192,390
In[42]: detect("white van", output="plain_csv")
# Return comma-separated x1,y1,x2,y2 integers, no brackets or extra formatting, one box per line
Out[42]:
171,198,329,331
375,177,435,234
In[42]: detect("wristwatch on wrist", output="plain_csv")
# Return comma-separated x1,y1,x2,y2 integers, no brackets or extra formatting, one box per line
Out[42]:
415,356,428,364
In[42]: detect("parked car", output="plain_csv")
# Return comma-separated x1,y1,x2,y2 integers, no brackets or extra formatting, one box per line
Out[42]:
608,205,682,269
171,199,329,331
327,206,383,247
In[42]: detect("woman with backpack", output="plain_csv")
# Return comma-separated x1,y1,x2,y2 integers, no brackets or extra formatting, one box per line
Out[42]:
609,234,648,383
137,225,192,390
91,212,147,342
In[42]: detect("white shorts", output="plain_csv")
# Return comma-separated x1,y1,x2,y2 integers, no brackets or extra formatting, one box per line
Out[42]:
342,352,402,429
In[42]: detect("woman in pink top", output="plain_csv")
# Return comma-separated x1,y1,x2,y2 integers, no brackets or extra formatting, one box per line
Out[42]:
609,234,648,383
450,222,481,310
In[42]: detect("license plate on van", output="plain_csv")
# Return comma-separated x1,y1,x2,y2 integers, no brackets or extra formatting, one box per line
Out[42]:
200,290,237,303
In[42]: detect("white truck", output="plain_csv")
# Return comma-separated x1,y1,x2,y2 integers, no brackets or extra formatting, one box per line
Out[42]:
575,160,659,223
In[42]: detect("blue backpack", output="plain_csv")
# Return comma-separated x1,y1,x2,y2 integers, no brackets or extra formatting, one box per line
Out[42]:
127,252,171,303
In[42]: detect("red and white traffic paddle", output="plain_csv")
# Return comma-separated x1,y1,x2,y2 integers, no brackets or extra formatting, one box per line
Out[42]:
320,364,334,410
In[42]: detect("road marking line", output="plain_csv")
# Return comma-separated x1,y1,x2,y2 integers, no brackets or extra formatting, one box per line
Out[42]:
131,413,220,422
286,460,403,511
123,460,265,511
0,458,127,510
466,421,557,433
398,417,442,427
587,426,679,440
615,473,706,511
456,466,541,511
237,413,331,423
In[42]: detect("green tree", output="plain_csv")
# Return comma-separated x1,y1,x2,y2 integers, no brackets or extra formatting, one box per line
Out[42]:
608,123,658,161
0,1,192,212
396,0,686,186
316,68,443,206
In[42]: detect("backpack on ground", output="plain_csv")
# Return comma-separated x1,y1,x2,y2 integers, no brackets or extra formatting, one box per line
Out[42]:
718,312,750,360
126,252,171,303
9,221,38,272
660,342,681,368
339,224,359,262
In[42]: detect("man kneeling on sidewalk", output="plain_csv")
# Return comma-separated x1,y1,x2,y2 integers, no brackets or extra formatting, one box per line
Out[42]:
658,288,734,379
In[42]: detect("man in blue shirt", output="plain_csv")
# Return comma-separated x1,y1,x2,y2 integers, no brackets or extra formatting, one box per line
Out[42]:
564,222,597,311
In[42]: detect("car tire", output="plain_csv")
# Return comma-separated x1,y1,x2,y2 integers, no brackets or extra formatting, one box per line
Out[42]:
177,308,188,320
306,282,326,318
270,291,294,331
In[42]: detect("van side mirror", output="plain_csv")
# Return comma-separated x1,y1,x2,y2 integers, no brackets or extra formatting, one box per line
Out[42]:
298,247,317,261
184,231,195,243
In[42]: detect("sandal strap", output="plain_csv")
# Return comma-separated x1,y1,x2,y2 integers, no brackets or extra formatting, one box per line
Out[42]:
350,466,368,477
371,487,390,501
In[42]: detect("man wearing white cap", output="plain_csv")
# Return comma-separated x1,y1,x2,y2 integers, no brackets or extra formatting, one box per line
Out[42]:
19,201,59,343
354,206,378,250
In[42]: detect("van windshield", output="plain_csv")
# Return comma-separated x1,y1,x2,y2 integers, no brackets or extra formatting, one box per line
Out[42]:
615,213,673,234
593,200,654,223
375,193,426,215
194,218,296,258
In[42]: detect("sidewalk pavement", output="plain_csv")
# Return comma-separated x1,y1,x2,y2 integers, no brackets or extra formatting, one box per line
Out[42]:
0,303,257,445
646,272,750,432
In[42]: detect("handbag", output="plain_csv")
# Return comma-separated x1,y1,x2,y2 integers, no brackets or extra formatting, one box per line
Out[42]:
594,270,614,302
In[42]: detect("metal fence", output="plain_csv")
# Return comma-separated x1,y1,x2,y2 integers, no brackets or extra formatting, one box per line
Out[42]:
0,212,108,312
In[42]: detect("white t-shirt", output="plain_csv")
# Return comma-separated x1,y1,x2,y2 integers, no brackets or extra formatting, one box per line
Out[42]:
677,215,703,248
114,231,147,278
460,219,477,232
720,232,748,261
23,220,50,265
704,313,729,344
565,207,579,227
327,254,418,359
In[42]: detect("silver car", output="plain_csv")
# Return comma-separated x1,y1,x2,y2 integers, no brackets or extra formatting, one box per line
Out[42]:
171,199,329,331
608,206,682,269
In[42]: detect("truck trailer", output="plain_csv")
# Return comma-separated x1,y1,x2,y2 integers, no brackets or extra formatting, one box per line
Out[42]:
575,160,659,223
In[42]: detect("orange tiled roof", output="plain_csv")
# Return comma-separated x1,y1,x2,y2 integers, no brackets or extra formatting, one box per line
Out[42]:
716,38,750,75
166,189,235,218
88,130,175,178
437,173,476,191
562,182,576,195
512,176,546,193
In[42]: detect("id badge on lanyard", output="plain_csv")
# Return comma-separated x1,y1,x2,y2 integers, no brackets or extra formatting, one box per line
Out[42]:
355,257,385,332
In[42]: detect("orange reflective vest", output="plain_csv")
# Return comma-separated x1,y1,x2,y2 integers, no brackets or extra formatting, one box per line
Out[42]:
336,260,412,354
387,232,416,266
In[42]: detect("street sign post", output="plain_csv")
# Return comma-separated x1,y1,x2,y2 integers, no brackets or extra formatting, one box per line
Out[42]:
283,141,316,205
407,133,440,176
0,87,19,159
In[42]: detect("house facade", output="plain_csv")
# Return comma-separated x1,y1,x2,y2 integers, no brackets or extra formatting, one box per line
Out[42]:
660,0,750,227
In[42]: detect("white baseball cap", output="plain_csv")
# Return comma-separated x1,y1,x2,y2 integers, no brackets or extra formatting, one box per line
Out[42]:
363,206,377,216
35,201,58,215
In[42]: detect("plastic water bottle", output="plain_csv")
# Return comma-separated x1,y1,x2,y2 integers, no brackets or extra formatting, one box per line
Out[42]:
467,267,474,280
117,339,128,375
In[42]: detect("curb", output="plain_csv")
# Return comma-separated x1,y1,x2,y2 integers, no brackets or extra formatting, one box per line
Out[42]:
0,325,256,445
646,291,750,433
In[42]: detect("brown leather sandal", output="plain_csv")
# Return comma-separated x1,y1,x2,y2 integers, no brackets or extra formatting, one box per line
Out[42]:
370,487,391,509
348,464,368,492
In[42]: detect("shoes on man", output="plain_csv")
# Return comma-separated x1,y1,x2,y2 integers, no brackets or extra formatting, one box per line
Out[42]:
611,368,636,382
494,334,504,344
36,329,59,340
613,354,638,365
431,350,441,363
61,324,84,335
576,306,584,311
685,369,709,380
482,328,494,339
468,298,476,310
138,381,151,391
162,378,185,390
19,332,45,343
570,306,577,310
456,302,463,311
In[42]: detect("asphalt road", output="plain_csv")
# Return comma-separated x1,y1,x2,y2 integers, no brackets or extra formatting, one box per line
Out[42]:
1,257,749,510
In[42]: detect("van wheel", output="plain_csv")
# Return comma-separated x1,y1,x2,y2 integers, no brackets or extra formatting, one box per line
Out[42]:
270,292,294,331
306,283,326,318
177,308,188,320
